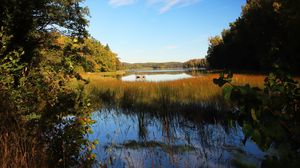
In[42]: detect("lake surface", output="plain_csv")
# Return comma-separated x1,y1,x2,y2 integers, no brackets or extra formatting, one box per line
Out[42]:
88,108,265,168
87,69,266,167
121,69,204,82
122,73,193,82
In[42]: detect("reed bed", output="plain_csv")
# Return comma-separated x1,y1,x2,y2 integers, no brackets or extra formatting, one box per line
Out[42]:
0,125,46,168
82,73,266,111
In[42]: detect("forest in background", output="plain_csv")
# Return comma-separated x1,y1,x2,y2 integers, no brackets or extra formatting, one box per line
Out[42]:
123,62,183,70
123,58,207,70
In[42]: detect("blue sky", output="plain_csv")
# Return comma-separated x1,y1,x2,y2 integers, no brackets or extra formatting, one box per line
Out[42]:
85,0,246,63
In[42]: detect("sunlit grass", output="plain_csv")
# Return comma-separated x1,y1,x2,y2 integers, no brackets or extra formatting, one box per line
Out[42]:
81,73,266,111
81,71,125,77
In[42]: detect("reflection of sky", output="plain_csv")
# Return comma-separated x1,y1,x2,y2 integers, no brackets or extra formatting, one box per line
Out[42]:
88,109,265,168
122,73,192,82
127,69,188,73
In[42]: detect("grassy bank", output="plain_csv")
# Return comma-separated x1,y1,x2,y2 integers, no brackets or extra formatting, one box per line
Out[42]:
81,71,126,78
81,73,265,112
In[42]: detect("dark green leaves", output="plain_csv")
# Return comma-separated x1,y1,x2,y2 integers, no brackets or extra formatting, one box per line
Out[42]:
206,0,300,73
213,71,233,87
214,71,300,165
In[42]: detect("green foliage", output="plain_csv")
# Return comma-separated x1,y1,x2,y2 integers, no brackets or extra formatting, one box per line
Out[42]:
48,35,122,73
214,71,300,166
206,0,300,73
0,1,98,167
0,0,89,66
84,38,121,72
0,28,25,88
213,71,233,87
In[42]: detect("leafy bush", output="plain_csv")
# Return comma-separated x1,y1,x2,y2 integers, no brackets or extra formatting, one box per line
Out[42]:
214,70,300,166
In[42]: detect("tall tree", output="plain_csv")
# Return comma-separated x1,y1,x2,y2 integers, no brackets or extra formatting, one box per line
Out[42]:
206,0,300,73
0,0,89,65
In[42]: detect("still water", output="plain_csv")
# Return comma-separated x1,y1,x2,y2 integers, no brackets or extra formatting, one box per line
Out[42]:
122,73,192,82
88,69,265,167
88,108,265,168
121,69,203,82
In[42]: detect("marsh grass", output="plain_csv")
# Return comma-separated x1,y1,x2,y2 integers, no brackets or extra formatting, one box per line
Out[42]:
0,121,47,168
82,73,265,113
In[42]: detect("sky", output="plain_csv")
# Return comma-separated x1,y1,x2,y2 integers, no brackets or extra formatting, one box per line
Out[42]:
84,0,246,63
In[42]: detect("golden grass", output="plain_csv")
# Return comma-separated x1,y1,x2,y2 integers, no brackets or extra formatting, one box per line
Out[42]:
0,73,267,167
81,71,125,78
0,127,46,168
81,73,266,109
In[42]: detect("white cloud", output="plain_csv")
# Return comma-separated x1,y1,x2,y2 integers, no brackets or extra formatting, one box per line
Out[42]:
147,0,200,14
159,0,180,13
107,0,200,13
108,0,136,7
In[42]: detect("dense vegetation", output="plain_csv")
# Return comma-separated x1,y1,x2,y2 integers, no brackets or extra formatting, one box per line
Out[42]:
51,34,122,73
206,0,300,73
214,71,300,167
206,0,300,166
0,0,118,167
82,73,264,116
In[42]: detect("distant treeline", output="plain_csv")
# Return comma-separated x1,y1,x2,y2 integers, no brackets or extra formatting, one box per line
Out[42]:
183,59,208,69
206,0,300,73
124,59,207,70
123,62,183,70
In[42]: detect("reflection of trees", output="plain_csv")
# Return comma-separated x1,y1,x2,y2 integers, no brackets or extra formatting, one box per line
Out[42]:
103,107,248,167
124,69,208,77
137,111,148,141
185,69,209,77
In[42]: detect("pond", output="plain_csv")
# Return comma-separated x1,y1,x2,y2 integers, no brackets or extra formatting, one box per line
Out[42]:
88,108,265,168
85,70,268,167
121,69,205,82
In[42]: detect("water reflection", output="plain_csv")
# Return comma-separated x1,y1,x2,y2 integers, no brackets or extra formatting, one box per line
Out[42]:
121,69,208,82
122,73,192,82
88,108,265,167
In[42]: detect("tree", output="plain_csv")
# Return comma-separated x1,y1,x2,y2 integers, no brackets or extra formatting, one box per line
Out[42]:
183,59,208,69
0,1,96,166
0,0,89,71
104,44,111,51
206,0,300,73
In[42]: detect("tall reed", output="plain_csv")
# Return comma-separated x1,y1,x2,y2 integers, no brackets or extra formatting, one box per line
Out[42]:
0,121,47,168
83,73,266,112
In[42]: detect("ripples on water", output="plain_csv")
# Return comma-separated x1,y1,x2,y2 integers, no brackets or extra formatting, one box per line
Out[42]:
88,69,265,167
88,108,265,168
